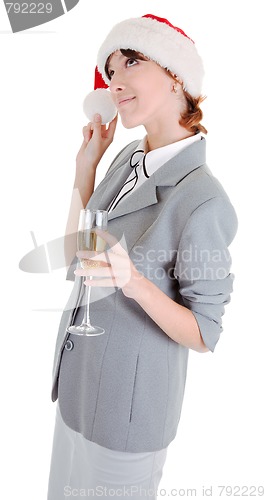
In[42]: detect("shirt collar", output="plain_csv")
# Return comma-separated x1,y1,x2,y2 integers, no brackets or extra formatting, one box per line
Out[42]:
136,133,202,178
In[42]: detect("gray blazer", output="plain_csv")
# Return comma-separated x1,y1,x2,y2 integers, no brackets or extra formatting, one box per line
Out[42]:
51,137,237,452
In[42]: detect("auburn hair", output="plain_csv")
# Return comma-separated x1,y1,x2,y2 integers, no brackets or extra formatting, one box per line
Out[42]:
179,91,207,135
105,49,207,135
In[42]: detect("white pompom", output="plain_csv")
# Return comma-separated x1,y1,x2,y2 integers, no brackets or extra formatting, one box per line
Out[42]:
83,89,117,125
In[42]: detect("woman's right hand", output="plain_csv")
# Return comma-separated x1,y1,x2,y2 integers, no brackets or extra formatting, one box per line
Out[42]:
76,113,118,172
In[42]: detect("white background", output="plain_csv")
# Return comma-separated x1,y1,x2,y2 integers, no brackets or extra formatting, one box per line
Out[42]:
1,0,265,498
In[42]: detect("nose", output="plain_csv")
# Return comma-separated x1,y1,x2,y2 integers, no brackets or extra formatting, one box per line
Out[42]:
109,72,126,94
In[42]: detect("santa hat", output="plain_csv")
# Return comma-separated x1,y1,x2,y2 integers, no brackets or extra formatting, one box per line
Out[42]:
96,14,204,98
83,14,204,124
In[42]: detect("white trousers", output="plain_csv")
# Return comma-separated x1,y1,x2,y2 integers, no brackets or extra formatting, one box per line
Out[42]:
47,405,168,500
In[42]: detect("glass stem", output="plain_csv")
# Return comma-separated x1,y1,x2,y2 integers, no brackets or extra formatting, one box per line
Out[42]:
81,277,92,327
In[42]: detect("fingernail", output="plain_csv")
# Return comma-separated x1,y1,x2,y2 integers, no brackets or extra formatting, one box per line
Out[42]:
94,114,101,122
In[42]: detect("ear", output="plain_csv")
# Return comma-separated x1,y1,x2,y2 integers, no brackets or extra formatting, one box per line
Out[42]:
167,69,183,92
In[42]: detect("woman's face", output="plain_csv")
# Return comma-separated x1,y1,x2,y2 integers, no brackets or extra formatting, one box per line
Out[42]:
108,50,179,130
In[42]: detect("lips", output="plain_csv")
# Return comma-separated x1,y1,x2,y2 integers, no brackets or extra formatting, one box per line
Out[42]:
118,97,136,107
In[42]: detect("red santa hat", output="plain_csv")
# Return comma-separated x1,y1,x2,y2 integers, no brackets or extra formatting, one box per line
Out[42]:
83,14,204,124
96,14,204,98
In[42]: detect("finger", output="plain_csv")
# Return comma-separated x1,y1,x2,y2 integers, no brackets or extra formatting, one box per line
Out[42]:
75,267,111,277
83,123,92,135
107,113,118,135
77,252,126,269
82,123,93,143
94,229,127,255
84,278,118,288
77,250,95,258
76,250,108,260
91,114,102,139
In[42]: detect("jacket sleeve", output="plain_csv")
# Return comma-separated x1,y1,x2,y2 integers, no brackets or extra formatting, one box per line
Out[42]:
174,196,238,352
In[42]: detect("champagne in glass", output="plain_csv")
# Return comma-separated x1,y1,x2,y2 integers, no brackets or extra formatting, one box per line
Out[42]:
67,209,108,336
78,229,107,269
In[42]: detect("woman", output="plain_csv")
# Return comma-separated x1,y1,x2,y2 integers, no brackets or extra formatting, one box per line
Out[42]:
48,14,238,500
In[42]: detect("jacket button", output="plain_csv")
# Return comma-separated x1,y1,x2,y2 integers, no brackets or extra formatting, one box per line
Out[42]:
65,339,74,351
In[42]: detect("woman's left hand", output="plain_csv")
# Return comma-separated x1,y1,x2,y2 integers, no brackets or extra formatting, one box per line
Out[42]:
74,230,143,298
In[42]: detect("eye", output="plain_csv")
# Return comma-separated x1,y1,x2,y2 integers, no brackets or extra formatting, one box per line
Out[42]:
108,69,114,79
126,58,138,68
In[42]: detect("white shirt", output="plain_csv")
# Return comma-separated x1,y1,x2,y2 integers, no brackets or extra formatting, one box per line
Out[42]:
108,133,201,212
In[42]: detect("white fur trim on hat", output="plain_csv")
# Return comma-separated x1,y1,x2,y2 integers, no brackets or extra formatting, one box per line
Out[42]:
97,15,204,98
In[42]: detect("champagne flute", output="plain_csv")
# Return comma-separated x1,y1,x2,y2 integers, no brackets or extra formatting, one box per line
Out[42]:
67,209,108,336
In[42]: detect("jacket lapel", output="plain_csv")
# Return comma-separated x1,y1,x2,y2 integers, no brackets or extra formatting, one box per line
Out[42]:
107,137,206,221
88,142,138,213
107,174,158,220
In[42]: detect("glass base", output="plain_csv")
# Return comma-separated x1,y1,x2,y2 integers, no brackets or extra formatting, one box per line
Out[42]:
67,323,105,336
